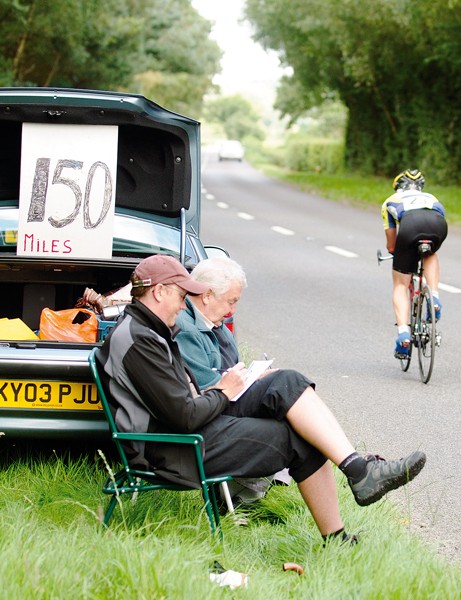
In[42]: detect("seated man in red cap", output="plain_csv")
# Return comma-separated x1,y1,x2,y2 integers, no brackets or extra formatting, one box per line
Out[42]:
96,254,426,545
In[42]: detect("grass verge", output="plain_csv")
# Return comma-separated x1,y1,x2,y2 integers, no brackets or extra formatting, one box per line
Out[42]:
258,166,461,227
0,443,459,599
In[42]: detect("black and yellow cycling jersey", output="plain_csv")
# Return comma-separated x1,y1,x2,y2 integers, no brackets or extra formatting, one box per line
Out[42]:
381,189,445,230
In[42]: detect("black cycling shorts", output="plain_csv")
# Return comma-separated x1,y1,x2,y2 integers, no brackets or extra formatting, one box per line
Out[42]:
393,209,448,274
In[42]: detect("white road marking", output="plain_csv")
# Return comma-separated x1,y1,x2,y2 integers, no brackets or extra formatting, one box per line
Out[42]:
205,193,215,200
325,245,358,258
271,226,295,236
439,282,461,294
217,201,229,209
237,212,255,220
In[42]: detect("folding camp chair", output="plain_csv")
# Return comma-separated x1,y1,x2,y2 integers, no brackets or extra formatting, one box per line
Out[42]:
88,348,233,538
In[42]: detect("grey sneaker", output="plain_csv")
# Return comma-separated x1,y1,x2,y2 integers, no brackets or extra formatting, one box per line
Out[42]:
349,451,426,507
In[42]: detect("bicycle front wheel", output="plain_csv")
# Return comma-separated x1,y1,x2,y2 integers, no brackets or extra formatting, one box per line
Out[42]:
416,285,436,383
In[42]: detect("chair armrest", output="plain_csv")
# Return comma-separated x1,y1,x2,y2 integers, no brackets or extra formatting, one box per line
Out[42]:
113,432,204,445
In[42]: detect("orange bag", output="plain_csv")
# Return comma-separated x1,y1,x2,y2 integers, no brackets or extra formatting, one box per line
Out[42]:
39,308,98,343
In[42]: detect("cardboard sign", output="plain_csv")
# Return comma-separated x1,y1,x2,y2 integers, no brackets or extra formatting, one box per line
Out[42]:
18,123,118,259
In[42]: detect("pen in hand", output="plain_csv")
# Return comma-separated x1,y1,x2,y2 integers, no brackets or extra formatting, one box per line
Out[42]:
263,353,273,368
216,363,247,400
213,362,247,375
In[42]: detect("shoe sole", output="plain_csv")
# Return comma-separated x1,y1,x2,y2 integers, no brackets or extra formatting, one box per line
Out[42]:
355,453,426,507
394,343,410,359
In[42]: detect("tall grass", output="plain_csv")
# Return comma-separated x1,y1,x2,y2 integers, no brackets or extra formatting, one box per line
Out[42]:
0,443,459,599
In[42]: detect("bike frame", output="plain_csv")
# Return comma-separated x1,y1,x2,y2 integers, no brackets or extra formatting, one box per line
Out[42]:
377,241,440,384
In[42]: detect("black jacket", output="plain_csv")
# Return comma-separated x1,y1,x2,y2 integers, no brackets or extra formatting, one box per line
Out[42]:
97,299,228,487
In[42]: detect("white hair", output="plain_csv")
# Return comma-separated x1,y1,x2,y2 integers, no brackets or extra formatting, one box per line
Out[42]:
191,257,247,296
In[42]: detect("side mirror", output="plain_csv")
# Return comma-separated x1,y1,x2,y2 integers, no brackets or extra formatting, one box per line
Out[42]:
204,245,230,259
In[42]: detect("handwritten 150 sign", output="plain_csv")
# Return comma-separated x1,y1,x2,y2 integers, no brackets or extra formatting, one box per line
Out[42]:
18,123,118,259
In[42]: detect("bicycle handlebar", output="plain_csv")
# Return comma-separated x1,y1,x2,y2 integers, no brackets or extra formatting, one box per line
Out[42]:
377,249,393,265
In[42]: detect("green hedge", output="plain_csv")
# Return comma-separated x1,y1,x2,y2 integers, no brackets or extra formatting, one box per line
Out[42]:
283,134,345,174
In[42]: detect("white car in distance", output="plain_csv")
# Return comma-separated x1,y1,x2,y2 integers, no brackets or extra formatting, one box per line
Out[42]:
218,140,244,161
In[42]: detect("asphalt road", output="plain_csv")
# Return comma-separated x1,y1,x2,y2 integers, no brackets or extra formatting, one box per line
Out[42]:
199,150,461,564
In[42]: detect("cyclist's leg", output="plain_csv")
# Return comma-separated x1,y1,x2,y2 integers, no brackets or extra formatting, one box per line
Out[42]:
422,253,439,296
392,269,412,327
423,253,442,320
393,270,412,357
418,210,447,315
392,216,419,355
393,215,419,318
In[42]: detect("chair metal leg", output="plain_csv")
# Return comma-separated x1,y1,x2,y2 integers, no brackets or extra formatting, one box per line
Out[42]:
131,477,141,503
103,495,119,526
202,487,217,537
220,481,234,513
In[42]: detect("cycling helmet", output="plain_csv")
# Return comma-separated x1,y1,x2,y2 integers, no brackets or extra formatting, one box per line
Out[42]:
392,169,425,191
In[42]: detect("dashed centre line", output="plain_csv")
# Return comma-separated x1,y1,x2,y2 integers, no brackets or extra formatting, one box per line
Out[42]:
325,245,358,258
217,201,229,209
271,226,295,236
237,212,255,220
439,282,461,294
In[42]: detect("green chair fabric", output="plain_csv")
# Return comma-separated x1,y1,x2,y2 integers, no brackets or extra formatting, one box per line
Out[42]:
88,347,232,537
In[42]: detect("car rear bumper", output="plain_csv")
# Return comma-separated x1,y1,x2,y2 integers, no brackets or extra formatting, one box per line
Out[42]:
0,410,109,439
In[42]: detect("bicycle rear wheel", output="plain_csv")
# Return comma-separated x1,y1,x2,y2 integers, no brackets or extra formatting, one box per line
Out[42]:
416,285,436,383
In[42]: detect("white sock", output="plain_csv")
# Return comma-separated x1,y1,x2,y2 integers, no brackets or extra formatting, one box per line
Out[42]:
398,325,410,335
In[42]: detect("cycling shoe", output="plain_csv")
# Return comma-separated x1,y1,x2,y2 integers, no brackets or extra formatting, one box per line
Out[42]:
394,332,411,358
427,298,441,322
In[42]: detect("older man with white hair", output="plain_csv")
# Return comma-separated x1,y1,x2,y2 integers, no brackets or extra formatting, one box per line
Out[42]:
176,256,290,505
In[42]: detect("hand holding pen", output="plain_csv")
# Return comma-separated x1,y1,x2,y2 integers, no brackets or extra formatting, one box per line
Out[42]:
215,362,247,399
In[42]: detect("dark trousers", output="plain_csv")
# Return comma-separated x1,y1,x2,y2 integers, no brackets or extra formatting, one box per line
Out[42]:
198,369,327,483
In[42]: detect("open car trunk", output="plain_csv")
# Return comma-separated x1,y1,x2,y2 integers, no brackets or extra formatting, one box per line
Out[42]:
0,257,135,333
0,87,204,438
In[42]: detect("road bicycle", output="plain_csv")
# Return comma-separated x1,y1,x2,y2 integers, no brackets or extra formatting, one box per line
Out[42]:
377,240,441,384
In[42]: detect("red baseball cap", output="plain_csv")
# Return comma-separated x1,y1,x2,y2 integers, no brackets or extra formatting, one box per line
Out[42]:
133,255,208,295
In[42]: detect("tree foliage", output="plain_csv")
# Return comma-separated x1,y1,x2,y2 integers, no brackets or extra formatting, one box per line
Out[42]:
205,95,265,141
245,0,461,182
0,0,141,88
0,0,221,117
131,0,222,116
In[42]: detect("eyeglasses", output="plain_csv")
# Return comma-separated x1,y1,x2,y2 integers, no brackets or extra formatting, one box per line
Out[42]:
164,285,188,301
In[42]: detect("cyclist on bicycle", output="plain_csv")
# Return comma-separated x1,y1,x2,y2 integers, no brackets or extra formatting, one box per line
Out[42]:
381,169,448,358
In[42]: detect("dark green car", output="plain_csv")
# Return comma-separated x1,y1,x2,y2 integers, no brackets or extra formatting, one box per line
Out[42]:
0,87,211,439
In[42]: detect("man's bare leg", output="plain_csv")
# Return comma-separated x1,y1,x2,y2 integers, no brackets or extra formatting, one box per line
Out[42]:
298,461,343,536
286,386,356,466
286,385,426,508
